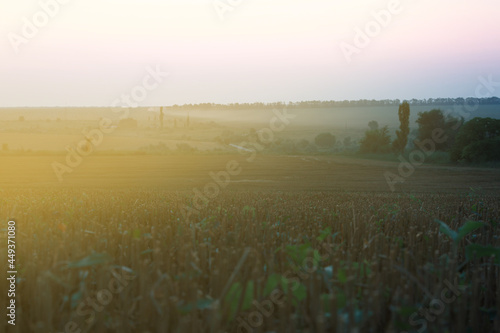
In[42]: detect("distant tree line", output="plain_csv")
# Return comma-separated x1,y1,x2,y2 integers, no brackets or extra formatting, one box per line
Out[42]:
166,97,500,110
359,102,500,163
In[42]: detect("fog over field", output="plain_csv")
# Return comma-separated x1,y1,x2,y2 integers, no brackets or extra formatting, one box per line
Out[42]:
0,103,499,153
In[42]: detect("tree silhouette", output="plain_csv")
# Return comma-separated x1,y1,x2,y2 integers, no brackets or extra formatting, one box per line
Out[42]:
392,101,410,154
360,126,391,153
314,133,336,148
368,121,379,131
451,117,500,162
416,109,460,151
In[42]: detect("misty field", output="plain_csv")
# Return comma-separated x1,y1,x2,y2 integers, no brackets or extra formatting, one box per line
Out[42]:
1,107,499,332
1,156,500,332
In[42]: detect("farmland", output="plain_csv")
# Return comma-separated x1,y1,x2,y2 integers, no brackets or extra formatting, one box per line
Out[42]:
0,152,499,332
0,107,499,332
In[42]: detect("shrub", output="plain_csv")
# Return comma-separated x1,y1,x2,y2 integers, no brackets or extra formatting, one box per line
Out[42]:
314,133,336,148
359,126,391,153
451,117,500,162
416,109,460,151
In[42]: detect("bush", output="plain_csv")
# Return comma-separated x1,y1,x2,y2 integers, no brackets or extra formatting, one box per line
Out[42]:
359,126,391,153
460,138,500,163
451,117,500,163
314,133,336,148
415,109,460,151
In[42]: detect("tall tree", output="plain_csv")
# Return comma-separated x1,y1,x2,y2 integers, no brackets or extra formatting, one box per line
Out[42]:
392,101,410,154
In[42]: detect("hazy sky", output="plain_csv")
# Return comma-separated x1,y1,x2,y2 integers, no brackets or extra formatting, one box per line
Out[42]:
1,0,499,107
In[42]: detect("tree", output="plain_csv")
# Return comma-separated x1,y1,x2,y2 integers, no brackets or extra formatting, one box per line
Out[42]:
314,133,336,148
359,126,391,153
368,121,379,131
451,117,500,162
415,109,460,151
392,101,410,154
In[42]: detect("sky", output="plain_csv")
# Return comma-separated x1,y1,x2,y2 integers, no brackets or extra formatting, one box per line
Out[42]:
1,0,499,107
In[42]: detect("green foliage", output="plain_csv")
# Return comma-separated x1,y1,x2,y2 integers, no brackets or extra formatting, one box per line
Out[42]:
66,252,111,269
433,219,485,245
392,101,410,154
263,273,281,297
314,132,336,148
225,281,255,320
262,274,306,306
359,126,391,153
415,109,460,151
317,227,332,242
284,243,315,268
451,117,500,162
177,298,214,314
465,244,500,264
242,205,256,218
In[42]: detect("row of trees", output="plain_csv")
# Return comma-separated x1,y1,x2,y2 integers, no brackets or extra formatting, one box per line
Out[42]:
167,97,500,110
359,103,500,163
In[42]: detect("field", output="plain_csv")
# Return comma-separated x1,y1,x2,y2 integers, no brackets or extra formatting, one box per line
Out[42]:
0,153,500,332
1,107,500,332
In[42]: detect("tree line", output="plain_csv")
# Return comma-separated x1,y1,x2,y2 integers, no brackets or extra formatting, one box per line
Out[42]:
167,97,500,110
359,102,500,163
